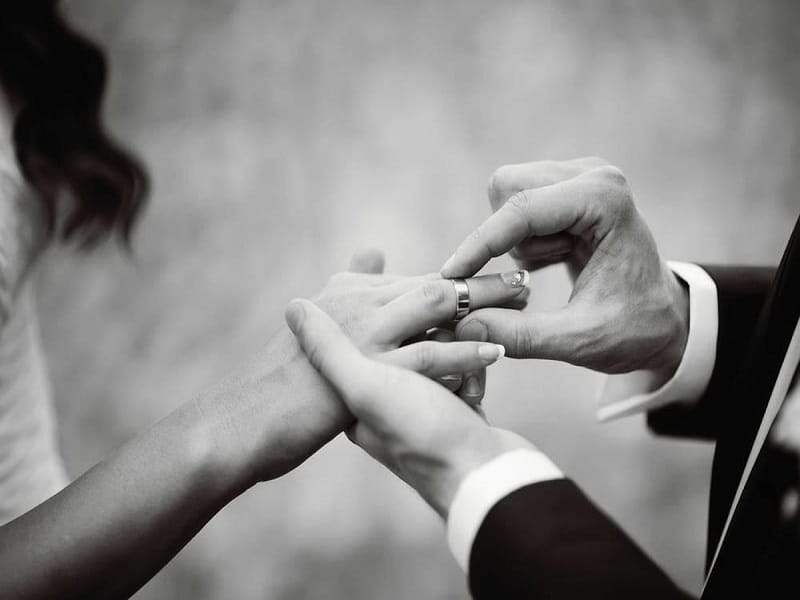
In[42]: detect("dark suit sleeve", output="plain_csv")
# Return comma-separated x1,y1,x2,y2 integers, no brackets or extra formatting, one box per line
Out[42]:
646,265,776,441
468,479,693,599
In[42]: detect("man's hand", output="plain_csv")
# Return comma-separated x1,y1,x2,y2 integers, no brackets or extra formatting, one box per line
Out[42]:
441,158,690,378
286,298,533,516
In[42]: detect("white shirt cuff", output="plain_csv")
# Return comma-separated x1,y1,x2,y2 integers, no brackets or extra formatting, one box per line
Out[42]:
446,448,563,573
596,261,719,421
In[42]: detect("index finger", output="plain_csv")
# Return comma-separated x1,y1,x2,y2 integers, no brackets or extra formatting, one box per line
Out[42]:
488,157,607,210
440,173,590,278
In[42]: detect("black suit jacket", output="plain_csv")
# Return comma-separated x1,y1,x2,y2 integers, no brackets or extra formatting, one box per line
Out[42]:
468,217,800,599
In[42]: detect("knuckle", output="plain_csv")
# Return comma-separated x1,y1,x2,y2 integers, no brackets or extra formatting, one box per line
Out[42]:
469,224,499,262
488,165,515,197
512,326,534,357
421,280,449,306
506,189,531,214
415,343,436,372
589,165,634,212
504,190,533,229
581,156,609,168
468,224,486,244
594,164,628,188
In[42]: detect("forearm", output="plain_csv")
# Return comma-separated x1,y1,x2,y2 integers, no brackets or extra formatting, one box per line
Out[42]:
0,326,350,599
0,403,234,599
191,326,351,484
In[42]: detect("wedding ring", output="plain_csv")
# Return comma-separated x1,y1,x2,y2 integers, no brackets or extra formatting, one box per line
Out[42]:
451,279,470,321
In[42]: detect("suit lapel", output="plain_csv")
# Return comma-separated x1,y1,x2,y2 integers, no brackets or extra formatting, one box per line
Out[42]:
703,215,800,595
703,325,800,597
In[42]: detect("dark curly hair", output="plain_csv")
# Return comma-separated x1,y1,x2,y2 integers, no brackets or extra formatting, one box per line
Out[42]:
0,0,148,247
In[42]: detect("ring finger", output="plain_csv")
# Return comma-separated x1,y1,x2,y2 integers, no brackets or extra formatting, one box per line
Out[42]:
370,270,531,344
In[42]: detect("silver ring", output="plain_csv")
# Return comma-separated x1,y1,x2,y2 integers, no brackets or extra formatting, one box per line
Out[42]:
451,279,470,321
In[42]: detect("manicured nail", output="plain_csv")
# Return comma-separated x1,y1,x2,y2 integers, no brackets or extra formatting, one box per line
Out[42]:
285,300,306,333
478,343,506,363
463,375,482,397
501,269,530,288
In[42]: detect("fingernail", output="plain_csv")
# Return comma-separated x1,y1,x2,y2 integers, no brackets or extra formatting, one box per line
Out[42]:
285,300,306,333
439,374,462,384
463,375,482,397
501,269,530,288
478,343,506,363
459,319,488,342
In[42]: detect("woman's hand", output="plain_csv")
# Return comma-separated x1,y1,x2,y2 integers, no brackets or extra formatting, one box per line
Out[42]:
0,249,530,600
196,249,530,489
314,248,528,402
286,298,534,516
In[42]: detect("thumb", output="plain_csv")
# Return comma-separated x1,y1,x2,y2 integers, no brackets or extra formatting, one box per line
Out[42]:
285,299,375,403
455,307,583,361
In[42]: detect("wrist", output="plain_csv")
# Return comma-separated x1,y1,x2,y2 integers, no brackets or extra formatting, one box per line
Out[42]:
654,266,690,382
188,327,352,492
152,402,247,503
425,427,535,518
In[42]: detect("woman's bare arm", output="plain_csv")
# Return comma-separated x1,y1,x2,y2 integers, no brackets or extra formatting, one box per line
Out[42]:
0,327,349,599
0,262,524,599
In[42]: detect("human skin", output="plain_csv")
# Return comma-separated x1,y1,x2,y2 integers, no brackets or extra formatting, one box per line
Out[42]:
442,158,690,383
0,249,526,599
285,158,696,529
286,298,532,517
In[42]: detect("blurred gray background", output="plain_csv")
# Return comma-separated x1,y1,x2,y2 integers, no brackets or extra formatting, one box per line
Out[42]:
35,0,798,598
